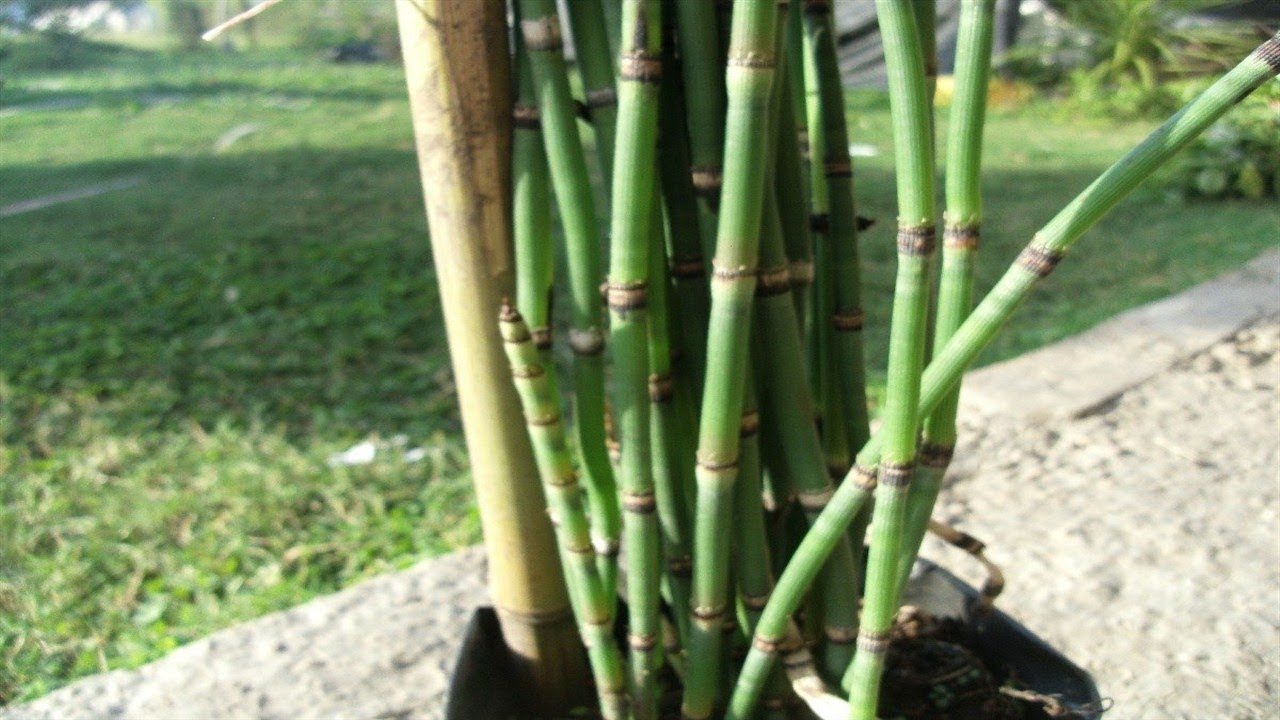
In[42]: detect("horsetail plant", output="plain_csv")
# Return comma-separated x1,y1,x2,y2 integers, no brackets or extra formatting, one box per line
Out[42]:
454,0,1279,715
518,0,621,606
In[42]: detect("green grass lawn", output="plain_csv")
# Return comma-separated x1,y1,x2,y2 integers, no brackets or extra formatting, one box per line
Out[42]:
1,45,1275,703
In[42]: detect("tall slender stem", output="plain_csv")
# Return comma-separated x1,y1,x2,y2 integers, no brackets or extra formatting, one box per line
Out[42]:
726,34,1280,718
519,0,622,606
512,28,555,359
683,2,779,717
566,0,619,181
899,0,997,586
605,1,665,715
499,307,629,720
845,2,939,713
674,0,728,262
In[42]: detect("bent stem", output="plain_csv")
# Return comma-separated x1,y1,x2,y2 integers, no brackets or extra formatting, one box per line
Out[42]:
725,33,1280,719
499,307,627,720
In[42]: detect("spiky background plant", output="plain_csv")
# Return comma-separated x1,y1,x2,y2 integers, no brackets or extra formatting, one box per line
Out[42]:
397,0,1278,715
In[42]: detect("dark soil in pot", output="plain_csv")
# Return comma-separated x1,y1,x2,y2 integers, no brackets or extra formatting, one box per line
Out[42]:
445,560,1104,720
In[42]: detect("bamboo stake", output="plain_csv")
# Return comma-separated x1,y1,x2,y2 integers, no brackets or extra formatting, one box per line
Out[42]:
394,1,585,712
726,32,1280,718
683,2,779,717
844,1,940,712
499,307,629,720
898,0,997,586
518,0,623,603
606,1,665,715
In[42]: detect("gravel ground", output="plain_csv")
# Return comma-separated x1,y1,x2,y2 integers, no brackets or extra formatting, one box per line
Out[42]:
921,317,1280,719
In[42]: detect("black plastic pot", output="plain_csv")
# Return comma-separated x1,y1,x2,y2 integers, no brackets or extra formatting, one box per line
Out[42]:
445,560,1102,719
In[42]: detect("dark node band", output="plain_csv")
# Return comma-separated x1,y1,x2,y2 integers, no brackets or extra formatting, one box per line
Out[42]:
880,462,914,488
742,592,770,610
511,103,540,129
726,51,776,69
897,225,937,256
565,540,593,555
671,256,705,278
510,364,544,380
525,410,560,427
832,307,865,331
573,99,591,122
856,215,876,231
606,281,649,312
825,626,857,644
824,157,852,178
519,17,562,51
797,487,834,511
690,165,723,195
585,87,617,108
621,491,657,514
648,373,674,403
851,464,878,490
1017,244,1065,277
756,266,792,297
790,261,815,286
628,633,657,651
568,327,604,356
809,212,830,234
944,224,980,251
594,538,620,557
857,631,892,655
530,327,551,350
919,441,955,468
739,410,761,438
711,262,758,281
697,456,739,473
668,555,692,577
546,470,577,488
619,52,662,83
691,604,725,621
753,635,782,654
1254,33,1280,73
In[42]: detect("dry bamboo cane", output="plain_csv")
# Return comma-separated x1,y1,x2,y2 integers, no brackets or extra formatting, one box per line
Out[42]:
898,0,997,587
607,1,666,716
683,2,779,717
394,1,585,712
726,32,1280,719
519,0,623,606
500,307,629,720
844,0,940,712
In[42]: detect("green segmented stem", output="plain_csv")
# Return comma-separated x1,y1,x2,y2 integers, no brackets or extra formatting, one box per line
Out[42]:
658,23,711,395
518,0,622,607
499,307,627,720
845,2,939,713
512,33,555,352
606,1,665,715
755,11,862,683
566,0,619,181
802,0,872,459
726,33,1280,718
775,2,813,325
674,0,728,262
683,2,779,717
649,191,695,649
899,0,997,587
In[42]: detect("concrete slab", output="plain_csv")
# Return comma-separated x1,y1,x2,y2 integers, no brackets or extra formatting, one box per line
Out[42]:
3,548,487,720
959,249,1280,423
